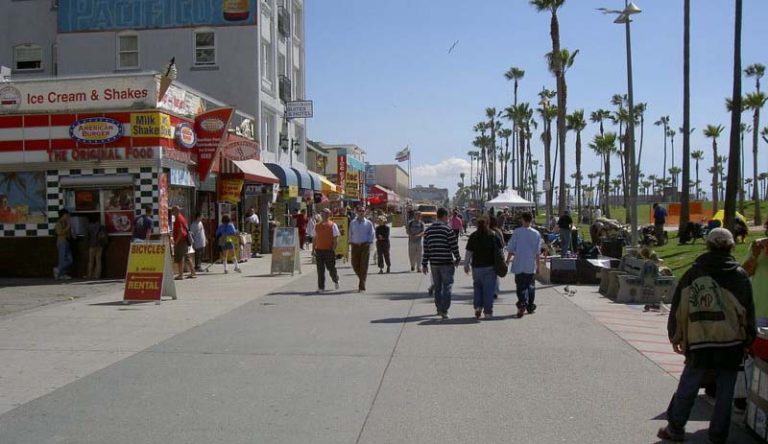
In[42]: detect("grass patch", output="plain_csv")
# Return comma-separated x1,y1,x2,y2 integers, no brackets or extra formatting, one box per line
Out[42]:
647,238,751,278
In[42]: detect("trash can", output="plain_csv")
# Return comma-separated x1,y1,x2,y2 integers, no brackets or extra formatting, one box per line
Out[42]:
600,238,625,259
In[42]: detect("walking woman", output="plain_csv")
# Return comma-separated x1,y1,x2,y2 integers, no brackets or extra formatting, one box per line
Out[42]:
376,216,391,273
215,214,241,274
190,212,207,272
464,214,504,319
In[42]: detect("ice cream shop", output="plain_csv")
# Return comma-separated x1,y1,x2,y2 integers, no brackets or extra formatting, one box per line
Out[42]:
0,73,260,277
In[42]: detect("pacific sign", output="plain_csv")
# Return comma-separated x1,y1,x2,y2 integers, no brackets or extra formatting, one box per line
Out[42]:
69,117,124,144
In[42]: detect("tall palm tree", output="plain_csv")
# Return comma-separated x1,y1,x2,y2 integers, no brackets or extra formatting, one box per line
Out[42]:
498,127,513,189
537,87,557,219
530,0,567,212
724,0,743,230
589,132,617,218
704,124,725,212
654,116,671,186
744,91,767,225
504,67,525,191
691,150,705,200
739,123,751,212
746,63,766,93
668,129,677,190
634,102,648,166
567,109,587,219
679,0,692,235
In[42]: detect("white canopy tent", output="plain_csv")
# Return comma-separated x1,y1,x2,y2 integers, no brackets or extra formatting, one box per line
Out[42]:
486,190,534,207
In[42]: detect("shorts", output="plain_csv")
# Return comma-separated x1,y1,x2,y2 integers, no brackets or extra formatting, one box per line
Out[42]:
174,240,190,262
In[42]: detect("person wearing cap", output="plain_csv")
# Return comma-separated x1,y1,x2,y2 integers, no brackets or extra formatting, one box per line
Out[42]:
556,209,573,256
313,209,340,292
658,228,755,444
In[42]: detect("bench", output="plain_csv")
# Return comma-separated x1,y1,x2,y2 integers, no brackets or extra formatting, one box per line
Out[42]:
599,256,676,303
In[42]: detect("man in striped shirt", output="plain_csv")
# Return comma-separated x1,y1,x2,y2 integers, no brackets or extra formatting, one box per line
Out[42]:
422,207,461,319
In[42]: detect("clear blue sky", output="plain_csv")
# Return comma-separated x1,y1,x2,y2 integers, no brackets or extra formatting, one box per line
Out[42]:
305,0,768,196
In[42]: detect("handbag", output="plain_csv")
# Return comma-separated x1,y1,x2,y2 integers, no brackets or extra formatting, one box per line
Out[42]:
494,237,508,278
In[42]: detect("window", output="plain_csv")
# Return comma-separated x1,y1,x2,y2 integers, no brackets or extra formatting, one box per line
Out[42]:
292,4,303,40
261,38,273,84
194,30,216,66
14,45,42,71
51,43,57,76
278,53,286,78
117,32,139,69
63,187,135,235
262,111,275,153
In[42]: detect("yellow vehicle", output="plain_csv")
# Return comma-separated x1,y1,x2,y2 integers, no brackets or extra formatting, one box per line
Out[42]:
416,204,438,223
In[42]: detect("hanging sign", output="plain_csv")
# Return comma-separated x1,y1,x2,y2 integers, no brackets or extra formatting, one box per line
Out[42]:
220,178,244,204
69,117,124,144
195,107,234,182
123,241,177,302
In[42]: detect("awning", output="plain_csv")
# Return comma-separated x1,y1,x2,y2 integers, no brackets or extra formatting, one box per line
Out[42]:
265,163,299,187
291,167,313,190
308,171,322,191
232,160,279,184
318,175,338,193
368,184,400,205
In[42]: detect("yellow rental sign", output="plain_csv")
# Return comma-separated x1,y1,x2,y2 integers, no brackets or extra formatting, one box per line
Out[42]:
131,112,172,138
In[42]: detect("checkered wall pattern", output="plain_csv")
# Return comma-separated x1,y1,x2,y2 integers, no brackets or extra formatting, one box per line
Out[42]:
1,166,160,237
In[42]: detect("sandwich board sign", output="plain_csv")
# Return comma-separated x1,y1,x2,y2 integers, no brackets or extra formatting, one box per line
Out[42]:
271,227,301,275
123,241,177,302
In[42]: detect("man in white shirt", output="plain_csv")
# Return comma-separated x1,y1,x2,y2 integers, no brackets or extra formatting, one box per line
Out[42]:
349,206,375,292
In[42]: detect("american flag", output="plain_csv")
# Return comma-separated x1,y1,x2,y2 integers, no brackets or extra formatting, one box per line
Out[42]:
394,146,410,162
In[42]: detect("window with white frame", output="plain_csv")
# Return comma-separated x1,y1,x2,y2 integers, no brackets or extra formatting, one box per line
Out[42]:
262,111,275,153
292,4,303,40
194,29,216,66
117,32,139,69
293,67,302,99
260,38,273,83
14,44,42,71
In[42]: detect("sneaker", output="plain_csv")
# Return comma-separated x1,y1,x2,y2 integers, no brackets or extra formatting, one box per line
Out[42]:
334,281,339,290
378,269,383,274
317,288,325,294
484,312,493,319
386,266,390,273
235,268,242,273
60,274,72,280
656,426,684,442
224,269,229,274
527,304,537,314
53,267,59,279
517,306,526,318
411,266,415,272
475,309,482,319
440,312,449,320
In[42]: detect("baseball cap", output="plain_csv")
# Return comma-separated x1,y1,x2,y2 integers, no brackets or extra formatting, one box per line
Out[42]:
707,228,734,248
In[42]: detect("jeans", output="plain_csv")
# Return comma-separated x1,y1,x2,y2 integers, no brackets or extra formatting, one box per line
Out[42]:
514,273,536,309
315,249,338,290
56,239,73,276
351,243,371,290
472,266,496,314
560,228,572,256
408,240,422,269
376,240,391,269
431,264,455,314
666,366,738,443
194,246,204,270
87,246,102,279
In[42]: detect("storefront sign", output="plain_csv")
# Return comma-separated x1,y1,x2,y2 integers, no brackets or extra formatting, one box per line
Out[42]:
220,178,244,204
345,171,359,198
0,76,157,114
195,107,234,182
337,155,347,189
243,184,262,196
175,123,196,149
170,168,197,188
158,83,204,117
131,112,172,138
123,242,177,302
47,146,156,162
222,140,260,161
69,117,124,144
105,210,134,234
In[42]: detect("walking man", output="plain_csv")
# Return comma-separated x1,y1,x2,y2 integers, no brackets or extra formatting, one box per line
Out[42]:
406,211,425,271
132,206,153,242
422,208,461,319
171,206,196,280
349,206,375,292
557,209,573,256
657,228,755,444
313,209,340,293
506,212,543,318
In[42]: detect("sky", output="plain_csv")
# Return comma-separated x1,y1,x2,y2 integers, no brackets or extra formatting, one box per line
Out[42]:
305,0,768,197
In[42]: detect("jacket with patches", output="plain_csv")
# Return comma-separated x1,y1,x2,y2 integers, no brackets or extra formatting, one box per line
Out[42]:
668,250,756,369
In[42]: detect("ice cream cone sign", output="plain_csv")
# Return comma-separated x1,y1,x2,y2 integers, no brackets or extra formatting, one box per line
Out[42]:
158,57,177,102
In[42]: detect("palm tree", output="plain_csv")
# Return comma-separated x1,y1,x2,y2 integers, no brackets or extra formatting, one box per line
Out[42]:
634,102,648,166
704,125,725,212
667,128,677,190
546,48,578,213
504,67,525,191
724,0,744,231
589,132,617,218
680,0,692,233
537,87,557,220
744,91,767,225
654,116,671,189
739,123,751,212
567,109,587,219
691,150,705,200
530,0,567,211
668,166,682,190
746,63,766,93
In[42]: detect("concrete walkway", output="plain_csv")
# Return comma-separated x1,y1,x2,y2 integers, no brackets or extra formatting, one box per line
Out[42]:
0,229,759,443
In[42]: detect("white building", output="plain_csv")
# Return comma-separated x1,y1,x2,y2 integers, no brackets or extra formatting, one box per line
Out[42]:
0,0,307,167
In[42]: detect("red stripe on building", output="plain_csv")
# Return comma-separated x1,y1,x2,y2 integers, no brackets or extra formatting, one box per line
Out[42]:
0,141,21,152
24,139,50,151
51,139,77,150
104,112,131,122
23,115,50,127
51,114,77,126
0,116,23,129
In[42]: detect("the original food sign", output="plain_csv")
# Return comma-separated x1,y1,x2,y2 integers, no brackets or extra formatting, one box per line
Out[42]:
69,117,124,144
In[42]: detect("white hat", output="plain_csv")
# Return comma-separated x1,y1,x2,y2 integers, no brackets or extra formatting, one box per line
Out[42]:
707,228,734,248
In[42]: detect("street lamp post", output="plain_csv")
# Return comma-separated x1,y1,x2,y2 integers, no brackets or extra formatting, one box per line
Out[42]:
599,1,642,246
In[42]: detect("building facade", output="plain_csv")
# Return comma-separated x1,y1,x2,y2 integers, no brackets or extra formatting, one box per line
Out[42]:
410,185,449,206
365,164,409,199
0,0,307,168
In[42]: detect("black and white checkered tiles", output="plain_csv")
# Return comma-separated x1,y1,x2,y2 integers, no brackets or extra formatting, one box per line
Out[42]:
1,166,161,237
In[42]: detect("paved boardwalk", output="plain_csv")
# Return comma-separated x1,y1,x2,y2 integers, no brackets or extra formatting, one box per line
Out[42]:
0,229,759,443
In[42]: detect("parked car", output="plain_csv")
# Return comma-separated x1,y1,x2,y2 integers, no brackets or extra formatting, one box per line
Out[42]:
416,204,438,223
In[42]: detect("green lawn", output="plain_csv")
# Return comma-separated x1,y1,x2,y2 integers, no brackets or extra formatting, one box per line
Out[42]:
653,240,752,277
